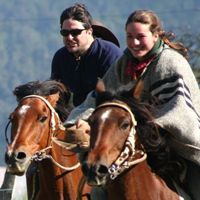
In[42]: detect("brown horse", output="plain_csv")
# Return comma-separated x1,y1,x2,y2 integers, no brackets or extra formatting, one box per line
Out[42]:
81,81,190,200
4,80,91,200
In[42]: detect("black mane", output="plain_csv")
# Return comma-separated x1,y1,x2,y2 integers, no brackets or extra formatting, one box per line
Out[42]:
95,89,184,185
13,80,73,122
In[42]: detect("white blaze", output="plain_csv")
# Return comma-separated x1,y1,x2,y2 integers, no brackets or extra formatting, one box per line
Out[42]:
18,105,30,115
100,109,111,123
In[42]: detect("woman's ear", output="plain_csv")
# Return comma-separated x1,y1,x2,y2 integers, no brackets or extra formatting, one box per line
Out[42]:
153,32,159,42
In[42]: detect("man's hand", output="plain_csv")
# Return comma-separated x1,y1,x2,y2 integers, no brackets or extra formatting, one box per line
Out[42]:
76,119,91,134
64,119,90,152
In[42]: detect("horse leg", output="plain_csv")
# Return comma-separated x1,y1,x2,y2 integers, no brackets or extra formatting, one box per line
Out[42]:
90,187,107,200
0,169,15,199
26,163,40,199
76,176,107,200
1,169,15,189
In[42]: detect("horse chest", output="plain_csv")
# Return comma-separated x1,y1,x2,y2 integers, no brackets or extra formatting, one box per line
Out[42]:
107,162,180,200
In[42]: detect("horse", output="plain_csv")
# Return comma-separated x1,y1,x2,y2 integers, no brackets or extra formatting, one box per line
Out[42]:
4,80,91,200
81,80,191,200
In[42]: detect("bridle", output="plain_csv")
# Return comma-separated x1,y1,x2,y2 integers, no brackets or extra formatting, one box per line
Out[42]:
6,95,80,171
94,102,147,180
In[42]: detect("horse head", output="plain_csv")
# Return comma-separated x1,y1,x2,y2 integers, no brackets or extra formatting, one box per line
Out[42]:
5,80,70,175
81,79,158,185
81,79,186,200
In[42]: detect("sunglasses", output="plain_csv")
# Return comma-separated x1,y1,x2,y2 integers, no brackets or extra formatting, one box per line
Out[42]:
60,28,86,37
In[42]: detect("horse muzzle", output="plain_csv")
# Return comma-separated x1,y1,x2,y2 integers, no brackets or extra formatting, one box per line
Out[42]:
5,149,31,175
82,162,109,186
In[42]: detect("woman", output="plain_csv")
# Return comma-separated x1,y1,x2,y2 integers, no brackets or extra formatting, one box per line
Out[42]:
66,10,200,199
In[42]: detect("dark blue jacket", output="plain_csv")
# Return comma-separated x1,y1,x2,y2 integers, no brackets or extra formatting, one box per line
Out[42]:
51,38,123,106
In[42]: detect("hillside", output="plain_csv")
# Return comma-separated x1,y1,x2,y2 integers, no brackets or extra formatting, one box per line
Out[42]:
0,0,199,165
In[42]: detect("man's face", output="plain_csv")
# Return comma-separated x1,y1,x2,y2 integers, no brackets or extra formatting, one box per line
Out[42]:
61,19,93,56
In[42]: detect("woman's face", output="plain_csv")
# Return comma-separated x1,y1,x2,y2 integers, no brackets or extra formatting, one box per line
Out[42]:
126,22,158,60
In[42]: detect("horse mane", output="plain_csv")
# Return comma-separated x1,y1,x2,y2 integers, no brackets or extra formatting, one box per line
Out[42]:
13,80,73,122
95,89,185,185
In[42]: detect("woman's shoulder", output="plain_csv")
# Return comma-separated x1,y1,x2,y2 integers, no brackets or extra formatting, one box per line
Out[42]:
153,45,193,80
160,45,186,60
158,45,189,68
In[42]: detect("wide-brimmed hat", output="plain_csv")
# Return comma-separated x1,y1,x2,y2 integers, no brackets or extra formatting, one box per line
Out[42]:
92,20,120,47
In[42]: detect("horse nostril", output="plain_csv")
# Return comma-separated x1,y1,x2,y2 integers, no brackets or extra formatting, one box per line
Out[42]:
16,152,27,161
82,163,108,178
97,165,108,175
5,151,27,164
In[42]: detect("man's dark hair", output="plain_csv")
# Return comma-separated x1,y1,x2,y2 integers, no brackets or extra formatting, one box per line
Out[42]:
60,3,92,29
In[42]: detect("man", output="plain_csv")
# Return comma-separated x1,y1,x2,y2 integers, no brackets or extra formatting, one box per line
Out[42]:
51,3,122,107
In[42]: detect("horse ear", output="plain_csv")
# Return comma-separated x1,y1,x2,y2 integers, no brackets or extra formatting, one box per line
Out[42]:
46,92,60,108
95,78,106,93
132,79,144,100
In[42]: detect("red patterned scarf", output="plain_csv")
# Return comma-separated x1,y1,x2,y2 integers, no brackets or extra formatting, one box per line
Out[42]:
125,54,157,80
125,39,163,80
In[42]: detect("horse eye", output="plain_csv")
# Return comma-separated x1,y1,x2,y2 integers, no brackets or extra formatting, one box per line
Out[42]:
120,121,130,130
39,115,48,123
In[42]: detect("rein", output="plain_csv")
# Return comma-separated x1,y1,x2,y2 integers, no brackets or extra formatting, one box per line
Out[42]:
16,95,80,171
95,102,147,180
5,119,11,144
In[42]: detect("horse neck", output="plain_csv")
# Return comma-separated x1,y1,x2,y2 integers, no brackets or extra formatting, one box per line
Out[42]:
36,117,90,199
107,160,179,200
37,143,82,200
43,128,79,175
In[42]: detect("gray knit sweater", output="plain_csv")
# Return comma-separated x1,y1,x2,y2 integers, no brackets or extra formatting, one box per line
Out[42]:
67,44,200,166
